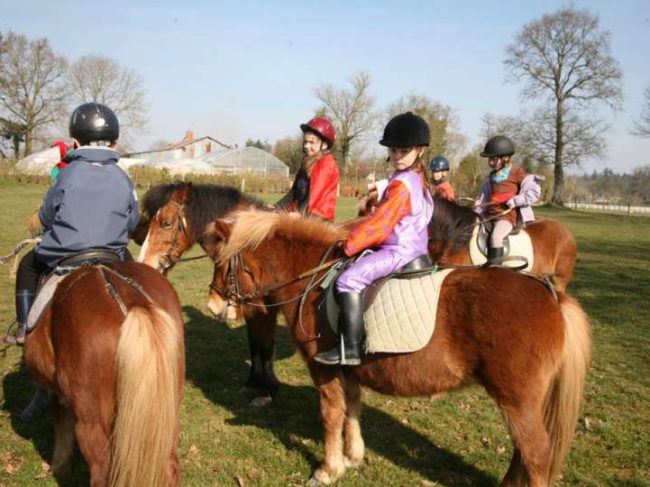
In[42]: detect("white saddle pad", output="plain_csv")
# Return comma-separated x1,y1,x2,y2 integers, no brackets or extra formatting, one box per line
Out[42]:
468,225,534,270
26,273,67,331
326,268,454,354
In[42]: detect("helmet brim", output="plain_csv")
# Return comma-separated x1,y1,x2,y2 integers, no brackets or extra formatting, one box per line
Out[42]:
379,139,429,148
301,124,333,146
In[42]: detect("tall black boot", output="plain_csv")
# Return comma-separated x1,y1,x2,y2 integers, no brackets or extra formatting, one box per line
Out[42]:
314,292,364,366
14,289,35,345
19,386,52,422
487,247,505,266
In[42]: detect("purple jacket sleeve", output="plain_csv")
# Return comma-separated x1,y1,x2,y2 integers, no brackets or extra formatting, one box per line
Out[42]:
506,174,541,208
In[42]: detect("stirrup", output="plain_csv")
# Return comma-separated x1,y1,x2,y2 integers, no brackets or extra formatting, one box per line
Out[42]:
3,319,24,346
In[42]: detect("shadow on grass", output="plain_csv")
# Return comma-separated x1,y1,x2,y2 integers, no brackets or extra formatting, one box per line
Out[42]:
183,305,499,486
2,360,89,486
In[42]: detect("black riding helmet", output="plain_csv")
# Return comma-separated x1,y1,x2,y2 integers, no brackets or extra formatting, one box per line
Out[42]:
69,102,119,144
480,135,515,158
380,112,430,148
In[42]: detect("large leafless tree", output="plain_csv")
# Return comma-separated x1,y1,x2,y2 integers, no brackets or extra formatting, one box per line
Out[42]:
504,7,623,204
0,31,68,157
67,55,149,148
632,83,650,138
314,71,376,171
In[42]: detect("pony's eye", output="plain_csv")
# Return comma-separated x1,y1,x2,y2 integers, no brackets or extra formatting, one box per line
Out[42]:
161,220,174,230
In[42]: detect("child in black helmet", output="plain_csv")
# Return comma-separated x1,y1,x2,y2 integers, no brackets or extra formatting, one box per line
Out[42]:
10,103,139,420
475,135,540,263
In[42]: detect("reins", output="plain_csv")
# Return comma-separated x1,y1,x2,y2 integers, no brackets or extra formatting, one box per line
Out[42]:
211,245,342,307
96,265,155,316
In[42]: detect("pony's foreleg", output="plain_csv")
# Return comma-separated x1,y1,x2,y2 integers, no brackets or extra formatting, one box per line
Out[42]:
343,377,364,468
50,400,75,478
309,368,347,486
244,307,280,405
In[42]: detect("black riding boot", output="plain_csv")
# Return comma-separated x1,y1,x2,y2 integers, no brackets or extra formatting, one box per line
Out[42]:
19,386,52,422
14,289,35,345
487,247,505,266
314,292,364,366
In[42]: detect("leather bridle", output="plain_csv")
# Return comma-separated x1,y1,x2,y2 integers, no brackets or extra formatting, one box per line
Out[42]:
156,200,188,271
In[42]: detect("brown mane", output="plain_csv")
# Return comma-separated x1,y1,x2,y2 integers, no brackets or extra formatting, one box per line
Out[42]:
219,211,347,265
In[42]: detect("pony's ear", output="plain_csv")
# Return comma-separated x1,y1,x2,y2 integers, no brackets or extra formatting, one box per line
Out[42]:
171,183,192,204
213,219,232,241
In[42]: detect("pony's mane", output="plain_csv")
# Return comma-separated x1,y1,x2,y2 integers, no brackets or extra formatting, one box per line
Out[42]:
219,211,347,265
430,197,478,256
141,182,264,236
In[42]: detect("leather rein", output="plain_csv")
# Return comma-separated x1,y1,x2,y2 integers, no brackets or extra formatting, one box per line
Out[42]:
209,243,341,308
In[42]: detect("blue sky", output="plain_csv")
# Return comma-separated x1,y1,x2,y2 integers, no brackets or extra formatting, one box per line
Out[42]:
2,0,649,173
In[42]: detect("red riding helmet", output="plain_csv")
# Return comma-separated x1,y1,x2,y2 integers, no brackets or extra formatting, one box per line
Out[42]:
300,117,336,147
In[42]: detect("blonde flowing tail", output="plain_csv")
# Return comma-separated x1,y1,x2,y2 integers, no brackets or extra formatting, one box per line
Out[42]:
109,306,183,487
544,293,592,484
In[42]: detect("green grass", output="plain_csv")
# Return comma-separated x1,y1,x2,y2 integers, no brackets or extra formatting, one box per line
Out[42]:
0,181,648,485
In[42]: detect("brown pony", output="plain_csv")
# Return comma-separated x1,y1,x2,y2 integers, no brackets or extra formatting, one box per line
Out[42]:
205,211,591,486
24,262,185,486
136,182,279,403
360,194,577,292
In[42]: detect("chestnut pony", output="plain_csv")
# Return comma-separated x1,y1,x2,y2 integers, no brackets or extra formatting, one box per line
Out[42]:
360,194,577,292
24,261,185,486
136,182,279,403
205,211,591,486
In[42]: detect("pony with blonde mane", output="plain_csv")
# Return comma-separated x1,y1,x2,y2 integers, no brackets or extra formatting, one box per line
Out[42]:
206,211,591,486
25,262,185,486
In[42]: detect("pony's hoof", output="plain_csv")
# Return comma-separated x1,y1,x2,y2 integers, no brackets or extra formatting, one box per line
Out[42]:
343,455,363,468
309,465,343,485
247,395,273,407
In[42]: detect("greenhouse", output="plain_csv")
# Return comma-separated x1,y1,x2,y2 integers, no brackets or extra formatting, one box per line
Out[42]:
201,146,288,177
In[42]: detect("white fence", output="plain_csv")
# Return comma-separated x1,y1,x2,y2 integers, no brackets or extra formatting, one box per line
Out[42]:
569,202,650,214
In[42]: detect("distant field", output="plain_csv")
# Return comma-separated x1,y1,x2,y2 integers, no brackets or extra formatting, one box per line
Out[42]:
0,180,648,486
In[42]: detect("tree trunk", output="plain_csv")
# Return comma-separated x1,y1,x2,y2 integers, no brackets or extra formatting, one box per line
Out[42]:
23,129,32,158
552,100,565,205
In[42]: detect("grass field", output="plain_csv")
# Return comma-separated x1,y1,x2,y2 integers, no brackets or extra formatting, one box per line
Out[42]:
0,179,648,486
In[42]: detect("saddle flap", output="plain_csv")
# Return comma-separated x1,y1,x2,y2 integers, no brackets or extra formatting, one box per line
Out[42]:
324,269,454,354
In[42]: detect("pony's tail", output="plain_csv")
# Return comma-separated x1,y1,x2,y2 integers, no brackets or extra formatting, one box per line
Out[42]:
544,293,592,484
109,306,183,487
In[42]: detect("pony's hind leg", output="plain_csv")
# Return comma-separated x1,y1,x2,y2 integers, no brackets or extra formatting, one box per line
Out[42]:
500,401,551,487
343,376,365,468
50,400,75,477
74,420,110,487
308,368,347,486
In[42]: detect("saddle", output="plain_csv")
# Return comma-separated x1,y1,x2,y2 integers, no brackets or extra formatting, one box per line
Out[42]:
470,223,534,270
26,249,123,332
322,254,454,354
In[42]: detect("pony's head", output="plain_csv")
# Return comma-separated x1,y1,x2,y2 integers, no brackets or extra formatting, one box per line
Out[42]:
205,211,346,320
138,182,263,273
138,183,193,273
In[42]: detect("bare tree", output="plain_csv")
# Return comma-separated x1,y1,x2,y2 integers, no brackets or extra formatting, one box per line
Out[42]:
386,93,466,163
273,134,303,174
67,55,149,148
504,7,623,204
314,71,376,170
632,84,650,137
0,31,68,157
